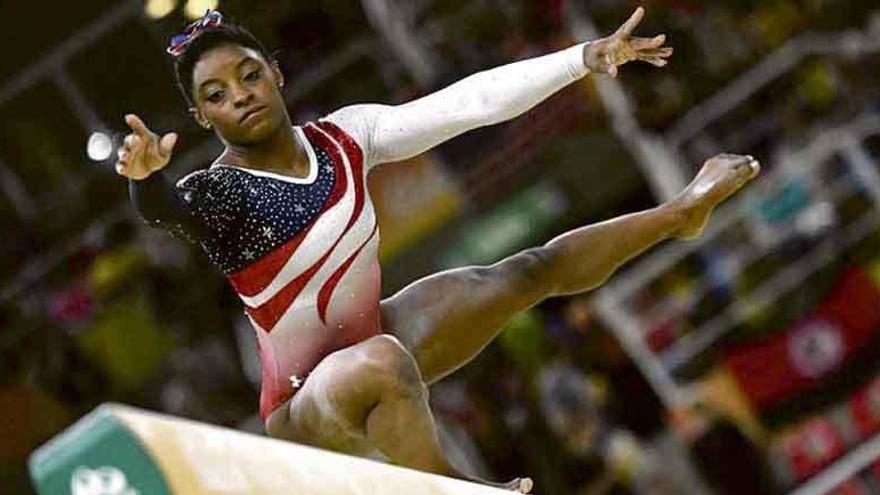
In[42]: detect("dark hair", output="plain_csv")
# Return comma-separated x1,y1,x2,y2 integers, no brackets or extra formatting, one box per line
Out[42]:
173,23,277,107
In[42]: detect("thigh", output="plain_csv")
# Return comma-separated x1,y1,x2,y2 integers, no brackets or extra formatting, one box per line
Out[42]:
380,248,550,382
265,339,385,456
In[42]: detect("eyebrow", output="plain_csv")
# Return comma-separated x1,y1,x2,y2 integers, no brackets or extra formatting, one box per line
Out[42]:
198,56,260,91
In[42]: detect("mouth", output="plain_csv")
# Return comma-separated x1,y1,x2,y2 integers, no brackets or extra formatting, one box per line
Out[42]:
239,106,267,124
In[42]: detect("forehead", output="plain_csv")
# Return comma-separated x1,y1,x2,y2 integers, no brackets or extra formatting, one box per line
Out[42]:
192,43,266,85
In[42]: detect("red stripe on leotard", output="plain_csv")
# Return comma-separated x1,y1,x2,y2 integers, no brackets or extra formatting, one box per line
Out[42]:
317,222,378,323
228,129,348,297
242,123,367,332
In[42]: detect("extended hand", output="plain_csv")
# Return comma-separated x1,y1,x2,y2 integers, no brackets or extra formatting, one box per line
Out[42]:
115,114,178,180
583,7,673,78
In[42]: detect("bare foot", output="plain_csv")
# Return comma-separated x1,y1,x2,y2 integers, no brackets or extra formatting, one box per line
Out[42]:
505,477,533,493
673,153,761,240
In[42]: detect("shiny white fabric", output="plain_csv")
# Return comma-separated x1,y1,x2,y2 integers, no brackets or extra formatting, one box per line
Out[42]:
324,42,589,167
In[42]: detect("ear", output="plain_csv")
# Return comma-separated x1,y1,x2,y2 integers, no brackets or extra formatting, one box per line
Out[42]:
189,106,211,130
271,61,284,89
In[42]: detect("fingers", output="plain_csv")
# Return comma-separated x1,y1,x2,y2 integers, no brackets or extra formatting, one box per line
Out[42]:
122,133,141,151
116,137,138,176
158,132,178,159
641,47,673,58
637,44,673,67
641,57,668,67
115,129,149,176
115,119,178,178
117,114,154,177
125,113,153,138
630,34,666,50
120,133,143,157
116,147,136,176
616,6,645,37
115,147,126,174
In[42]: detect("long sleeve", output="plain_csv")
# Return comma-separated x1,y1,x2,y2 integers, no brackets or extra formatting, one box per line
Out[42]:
129,171,208,243
323,42,589,167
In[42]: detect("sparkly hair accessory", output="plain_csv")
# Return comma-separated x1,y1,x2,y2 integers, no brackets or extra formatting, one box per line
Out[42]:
166,9,224,57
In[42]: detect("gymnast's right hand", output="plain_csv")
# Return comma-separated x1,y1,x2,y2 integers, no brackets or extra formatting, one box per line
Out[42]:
115,113,178,180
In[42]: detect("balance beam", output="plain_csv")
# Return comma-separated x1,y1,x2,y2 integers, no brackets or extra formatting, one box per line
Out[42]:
30,403,513,495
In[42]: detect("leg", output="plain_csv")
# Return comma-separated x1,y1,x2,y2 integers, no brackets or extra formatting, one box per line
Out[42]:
264,334,532,492
265,334,457,474
382,154,760,384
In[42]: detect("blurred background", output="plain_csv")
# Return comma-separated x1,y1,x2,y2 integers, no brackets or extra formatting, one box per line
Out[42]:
3,0,880,493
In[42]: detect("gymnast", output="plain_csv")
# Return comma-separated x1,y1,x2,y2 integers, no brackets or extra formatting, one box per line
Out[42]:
119,8,757,492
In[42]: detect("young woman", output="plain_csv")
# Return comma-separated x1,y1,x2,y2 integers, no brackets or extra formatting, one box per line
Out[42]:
119,8,757,492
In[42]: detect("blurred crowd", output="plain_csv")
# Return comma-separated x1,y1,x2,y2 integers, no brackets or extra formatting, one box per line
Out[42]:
3,0,880,494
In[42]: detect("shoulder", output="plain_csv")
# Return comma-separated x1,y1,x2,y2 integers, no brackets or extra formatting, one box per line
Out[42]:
318,105,388,164
175,166,237,189
322,104,375,125
321,104,386,136
175,167,211,188
173,167,245,210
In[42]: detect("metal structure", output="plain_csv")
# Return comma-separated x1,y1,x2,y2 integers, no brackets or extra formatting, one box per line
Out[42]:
594,15,880,494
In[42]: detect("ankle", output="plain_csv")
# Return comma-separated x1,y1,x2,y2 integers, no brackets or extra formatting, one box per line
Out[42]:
659,198,692,238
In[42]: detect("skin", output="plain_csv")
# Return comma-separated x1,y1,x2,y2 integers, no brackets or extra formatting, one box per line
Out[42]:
114,8,744,494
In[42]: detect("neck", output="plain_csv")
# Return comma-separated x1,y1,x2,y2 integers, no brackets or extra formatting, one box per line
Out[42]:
220,120,308,176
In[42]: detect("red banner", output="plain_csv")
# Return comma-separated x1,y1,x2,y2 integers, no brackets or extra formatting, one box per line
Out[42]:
778,417,846,481
724,268,880,411
849,376,880,438
831,478,872,495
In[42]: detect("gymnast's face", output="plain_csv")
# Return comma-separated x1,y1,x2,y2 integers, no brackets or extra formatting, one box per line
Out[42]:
190,43,288,144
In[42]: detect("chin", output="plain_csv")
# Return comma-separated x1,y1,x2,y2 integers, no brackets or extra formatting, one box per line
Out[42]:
236,117,282,144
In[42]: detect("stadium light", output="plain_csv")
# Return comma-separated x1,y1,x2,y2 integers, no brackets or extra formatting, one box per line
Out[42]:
87,131,113,162
145,0,177,20
184,0,219,20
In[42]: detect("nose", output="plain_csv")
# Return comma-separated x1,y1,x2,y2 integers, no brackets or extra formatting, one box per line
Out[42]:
230,82,254,108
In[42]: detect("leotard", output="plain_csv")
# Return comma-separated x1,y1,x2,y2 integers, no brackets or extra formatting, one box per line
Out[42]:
130,42,589,419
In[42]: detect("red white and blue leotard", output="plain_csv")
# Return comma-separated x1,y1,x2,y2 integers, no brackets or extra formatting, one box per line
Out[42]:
130,42,589,419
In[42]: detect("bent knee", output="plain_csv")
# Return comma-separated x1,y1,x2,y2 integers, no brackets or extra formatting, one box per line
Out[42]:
356,335,425,395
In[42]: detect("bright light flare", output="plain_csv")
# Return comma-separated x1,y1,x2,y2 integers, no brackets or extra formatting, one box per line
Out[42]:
184,0,219,20
87,131,113,162
145,0,177,20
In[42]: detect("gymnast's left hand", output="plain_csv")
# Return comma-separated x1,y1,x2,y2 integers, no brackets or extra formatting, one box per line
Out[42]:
583,6,673,78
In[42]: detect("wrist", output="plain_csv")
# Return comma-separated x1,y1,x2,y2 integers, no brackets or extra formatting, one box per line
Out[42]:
582,42,599,73
583,41,616,75
564,41,592,77
130,170,159,182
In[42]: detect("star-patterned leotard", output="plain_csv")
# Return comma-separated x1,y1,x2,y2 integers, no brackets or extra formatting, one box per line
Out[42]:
130,42,590,420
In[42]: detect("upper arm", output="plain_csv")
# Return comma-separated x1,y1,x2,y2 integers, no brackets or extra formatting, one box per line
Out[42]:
323,100,477,167
129,170,210,244
322,104,384,168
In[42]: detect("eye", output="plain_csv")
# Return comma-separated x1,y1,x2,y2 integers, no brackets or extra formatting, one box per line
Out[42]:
206,90,224,103
244,69,261,82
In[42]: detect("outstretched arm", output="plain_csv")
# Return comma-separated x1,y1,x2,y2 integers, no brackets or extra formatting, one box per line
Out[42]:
325,7,670,167
117,113,208,243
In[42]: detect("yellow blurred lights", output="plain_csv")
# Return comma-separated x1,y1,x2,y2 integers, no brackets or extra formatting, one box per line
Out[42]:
145,0,177,20
184,0,219,20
